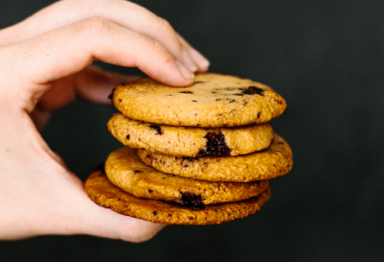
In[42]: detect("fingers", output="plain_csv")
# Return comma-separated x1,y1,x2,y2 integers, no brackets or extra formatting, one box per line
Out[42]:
37,66,139,112
39,167,166,242
177,35,210,73
4,16,196,111
0,0,209,72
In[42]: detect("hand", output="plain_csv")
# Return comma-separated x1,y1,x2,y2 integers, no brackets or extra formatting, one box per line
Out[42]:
0,0,209,242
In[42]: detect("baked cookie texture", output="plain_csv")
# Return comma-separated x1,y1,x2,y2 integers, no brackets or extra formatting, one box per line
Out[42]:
112,73,286,127
138,134,293,182
105,147,269,205
85,170,271,225
107,113,274,157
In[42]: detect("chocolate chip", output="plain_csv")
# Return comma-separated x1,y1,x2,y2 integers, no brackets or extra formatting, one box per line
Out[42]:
233,94,244,96
148,189,153,193
212,91,216,94
180,91,193,94
119,99,122,102
192,100,197,102
134,170,143,173
149,124,163,135
146,154,151,158
227,98,236,103
183,164,188,168
194,81,205,84
126,134,130,140
197,133,231,157
242,86,265,95
153,211,157,215
257,112,261,119
216,98,221,101
178,192,203,207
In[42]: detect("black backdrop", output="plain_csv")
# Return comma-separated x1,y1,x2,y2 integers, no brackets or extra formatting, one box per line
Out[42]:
1,0,384,261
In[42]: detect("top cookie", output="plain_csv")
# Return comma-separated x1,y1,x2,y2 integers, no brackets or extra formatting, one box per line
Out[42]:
112,73,286,127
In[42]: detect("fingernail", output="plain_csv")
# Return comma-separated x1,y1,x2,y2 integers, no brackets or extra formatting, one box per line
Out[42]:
176,61,195,79
189,48,210,69
182,49,198,72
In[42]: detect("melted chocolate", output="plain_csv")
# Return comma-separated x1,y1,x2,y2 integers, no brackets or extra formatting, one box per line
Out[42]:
197,133,231,157
179,192,203,207
149,124,162,135
242,86,265,96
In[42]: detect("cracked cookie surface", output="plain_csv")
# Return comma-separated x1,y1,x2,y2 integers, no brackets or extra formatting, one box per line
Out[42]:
85,170,271,225
138,134,293,182
111,73,286,127
105,147,269,205
107,113,274,157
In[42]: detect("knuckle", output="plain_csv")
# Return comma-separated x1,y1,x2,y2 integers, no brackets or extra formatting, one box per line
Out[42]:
73,16,111,39
148,40,175,66
155,17,175,37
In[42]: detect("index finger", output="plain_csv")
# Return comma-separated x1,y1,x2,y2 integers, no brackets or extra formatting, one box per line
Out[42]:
2,16,194,107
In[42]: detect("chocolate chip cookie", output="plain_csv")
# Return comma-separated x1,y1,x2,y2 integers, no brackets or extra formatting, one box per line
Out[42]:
105,147,269,205
85,169,271,225
107,113,274,157
111,73,286,127
138,134,293,182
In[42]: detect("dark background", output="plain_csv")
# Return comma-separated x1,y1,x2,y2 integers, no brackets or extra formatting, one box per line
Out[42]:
1,0,384,261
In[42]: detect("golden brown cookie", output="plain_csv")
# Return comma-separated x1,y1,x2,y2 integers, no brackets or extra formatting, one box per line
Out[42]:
138,134,293,182
85,170,271,225
105,147,269,205
111,73,286,127
107,113,274,157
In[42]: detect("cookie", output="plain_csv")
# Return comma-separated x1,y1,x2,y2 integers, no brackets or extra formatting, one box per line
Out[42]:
138,134,292,182
105,147,269,205
85,170,271,225
111,73,286,127
107,113,274,157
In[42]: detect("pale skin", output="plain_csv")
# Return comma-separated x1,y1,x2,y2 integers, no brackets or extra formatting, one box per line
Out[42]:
0,0,209,242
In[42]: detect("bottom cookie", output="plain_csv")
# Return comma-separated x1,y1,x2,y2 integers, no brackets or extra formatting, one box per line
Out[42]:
85,170,271,225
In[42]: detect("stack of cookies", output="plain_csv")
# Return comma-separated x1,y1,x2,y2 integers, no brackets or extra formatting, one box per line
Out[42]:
85,73,293,225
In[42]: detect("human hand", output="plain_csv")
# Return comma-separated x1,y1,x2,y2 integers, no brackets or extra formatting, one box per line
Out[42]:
0,0,209,241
